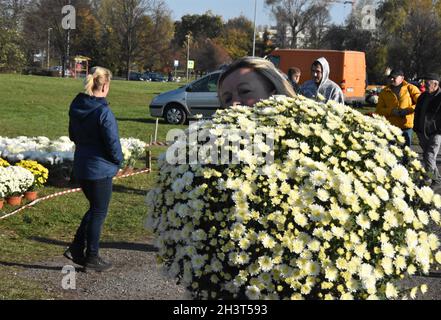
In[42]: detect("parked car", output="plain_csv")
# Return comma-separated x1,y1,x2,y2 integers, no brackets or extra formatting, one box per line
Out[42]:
129,72,144,81
149,70,222,124
142,72,167,82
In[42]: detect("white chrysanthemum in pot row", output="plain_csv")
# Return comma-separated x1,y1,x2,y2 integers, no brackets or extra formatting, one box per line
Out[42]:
146,95,441,300
0,136,146,166
0,166,34,198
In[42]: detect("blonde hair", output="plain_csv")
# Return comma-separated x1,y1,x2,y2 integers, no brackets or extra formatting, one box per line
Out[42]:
218,56,296,104
84,66,112,96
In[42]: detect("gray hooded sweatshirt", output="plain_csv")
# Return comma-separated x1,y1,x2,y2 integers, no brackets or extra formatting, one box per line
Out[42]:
300,57,345,104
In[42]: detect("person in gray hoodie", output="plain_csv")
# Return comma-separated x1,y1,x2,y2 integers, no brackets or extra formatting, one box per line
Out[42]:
300,57,345,104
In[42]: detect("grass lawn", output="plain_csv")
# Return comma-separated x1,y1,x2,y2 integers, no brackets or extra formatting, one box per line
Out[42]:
0,74,183,299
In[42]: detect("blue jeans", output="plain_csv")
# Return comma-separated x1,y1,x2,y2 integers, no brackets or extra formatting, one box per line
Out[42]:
72,177,113,257
402,129,413,148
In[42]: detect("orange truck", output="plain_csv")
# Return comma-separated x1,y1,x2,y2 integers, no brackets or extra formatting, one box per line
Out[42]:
267,49,367,105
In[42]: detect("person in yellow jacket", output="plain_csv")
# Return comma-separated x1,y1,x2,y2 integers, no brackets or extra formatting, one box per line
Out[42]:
376,69,421,147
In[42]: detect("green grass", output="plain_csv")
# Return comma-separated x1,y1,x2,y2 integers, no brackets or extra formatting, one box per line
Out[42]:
0,74,182,141
0,74,183,299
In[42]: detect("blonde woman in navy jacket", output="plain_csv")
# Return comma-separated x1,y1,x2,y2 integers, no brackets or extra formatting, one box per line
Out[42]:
65,66,123,272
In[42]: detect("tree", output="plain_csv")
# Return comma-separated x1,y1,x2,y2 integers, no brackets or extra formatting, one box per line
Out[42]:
173,12,224,47
303,5,330,48
0,0,27,72
0,22,26,72
23,0,64,69
137,0,175,72
256,28,277,57
103,0,149,79
217,15,255,59
265,0,331,48
70,4,101,63
377,0,441,77
387,7,441,77
217,28,251,60
22,0,97,75
192,38,231,73
0,0,29,28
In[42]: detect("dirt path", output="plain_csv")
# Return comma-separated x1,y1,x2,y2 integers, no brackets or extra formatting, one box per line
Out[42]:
16,237,187,300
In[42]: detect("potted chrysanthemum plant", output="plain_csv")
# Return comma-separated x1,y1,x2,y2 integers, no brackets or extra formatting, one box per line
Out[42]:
146,95,441,300
16,160,48,201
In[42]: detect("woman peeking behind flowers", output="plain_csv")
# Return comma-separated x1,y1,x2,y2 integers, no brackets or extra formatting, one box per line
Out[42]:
217,56,296,108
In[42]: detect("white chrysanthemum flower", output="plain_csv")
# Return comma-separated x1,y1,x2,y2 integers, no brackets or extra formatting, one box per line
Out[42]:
381,257,394,275
258,255,274,272
346,150,361,162
435,251,441,264
417,210,429,225
391,165,409,183
305,261,321,276
261,234,276,249
410,287,418,299
356,214,371,230
385,283,398,299
325,266,338,281
415,246,430,269
309,170,327,186
372,167,387,183
432,194,441,209
375,186,389,201
340,292,354,300
191,254,206,270
430,209,440,223
244,285,261,300
299,142,311,154
381,242,396,258
316,188,330,202
417,186,434,204
309,204,326,222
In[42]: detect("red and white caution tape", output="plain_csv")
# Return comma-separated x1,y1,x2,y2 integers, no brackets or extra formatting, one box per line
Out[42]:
147,141,169,147
0,168,151,221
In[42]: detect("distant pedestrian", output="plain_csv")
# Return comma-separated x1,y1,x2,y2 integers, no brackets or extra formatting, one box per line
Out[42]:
287,67,301,93
300,57,345,104
375,69,421,148
414,73,441,186
65,66,123,272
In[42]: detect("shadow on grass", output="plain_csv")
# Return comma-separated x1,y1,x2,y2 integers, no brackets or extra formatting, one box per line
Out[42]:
112,184,148,196
28,236,158,253
116,117,167,125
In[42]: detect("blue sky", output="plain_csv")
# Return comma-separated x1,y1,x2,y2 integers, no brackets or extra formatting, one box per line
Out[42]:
163,0,352,26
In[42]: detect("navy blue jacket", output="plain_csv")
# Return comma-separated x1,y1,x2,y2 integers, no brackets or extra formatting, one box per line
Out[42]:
69,93,123,180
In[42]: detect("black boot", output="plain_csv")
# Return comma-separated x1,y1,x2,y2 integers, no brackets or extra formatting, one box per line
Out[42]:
63,245,86,266
84,255,113,272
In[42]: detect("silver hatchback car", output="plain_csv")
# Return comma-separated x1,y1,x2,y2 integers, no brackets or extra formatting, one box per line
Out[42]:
149,70,223,124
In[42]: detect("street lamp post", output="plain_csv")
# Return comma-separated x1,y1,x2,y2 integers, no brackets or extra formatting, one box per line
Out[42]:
252,0,257,56
47,27,52,69
186,33,191,82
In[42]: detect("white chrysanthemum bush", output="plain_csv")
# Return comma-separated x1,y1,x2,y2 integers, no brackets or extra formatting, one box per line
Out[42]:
145,95,441,300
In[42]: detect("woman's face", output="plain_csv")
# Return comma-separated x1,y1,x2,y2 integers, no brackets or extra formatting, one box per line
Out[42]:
219,68,275,107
